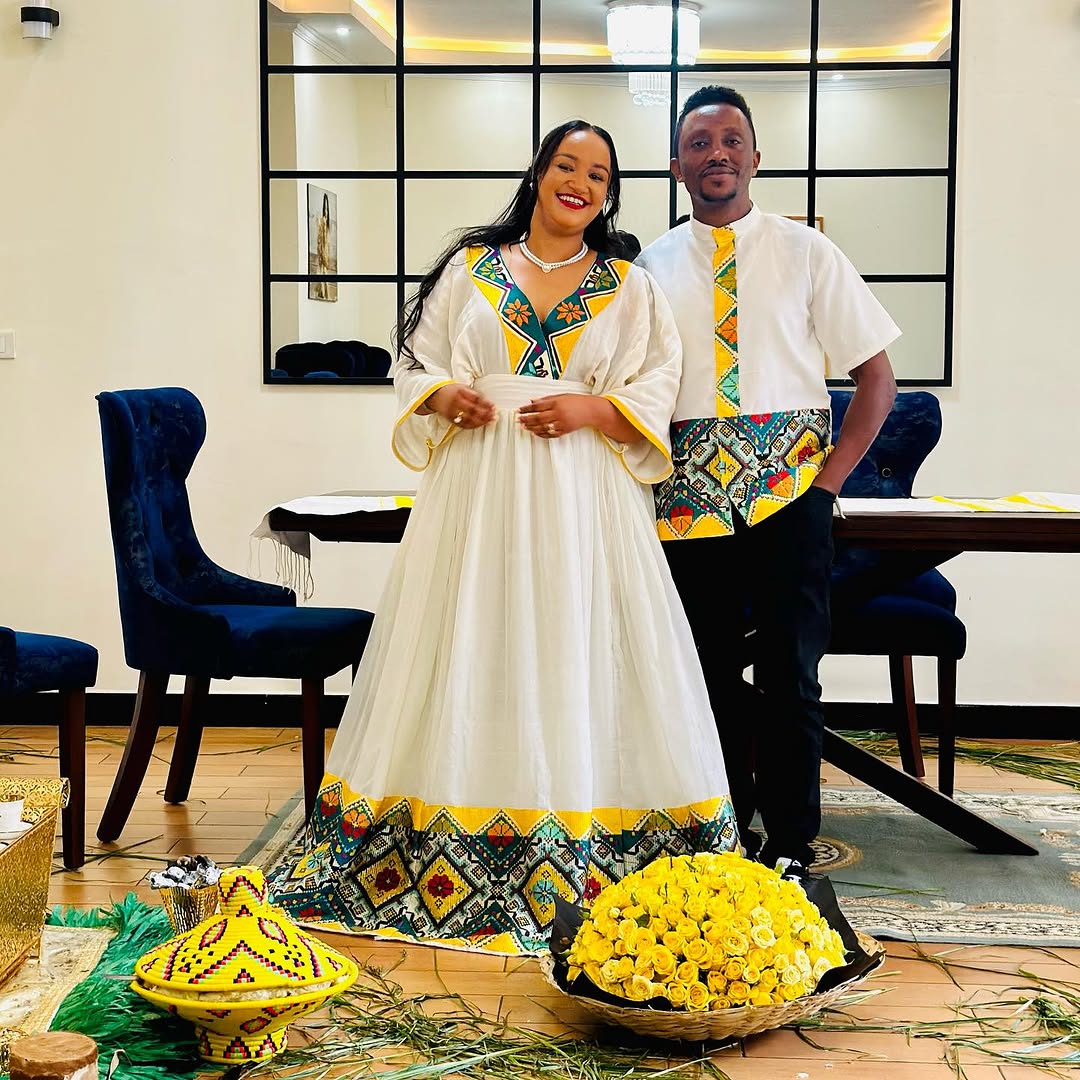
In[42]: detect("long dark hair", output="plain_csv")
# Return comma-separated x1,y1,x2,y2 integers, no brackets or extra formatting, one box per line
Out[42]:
396,119,625,365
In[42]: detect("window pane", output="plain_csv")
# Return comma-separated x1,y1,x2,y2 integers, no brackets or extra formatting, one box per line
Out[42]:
866,282,945,382
269,74,396,172
271,180,396,276
542,0,672,67
616,179,671,254
699,0,811,63
817,70,949,170
405,178,522,274
677,73,809,170
816,0,952,62
815,177,946,276
405,0,532,64
266,1,395,66
541,73,671,172
405,74,532,172
675,175,808,224
269,282,398,380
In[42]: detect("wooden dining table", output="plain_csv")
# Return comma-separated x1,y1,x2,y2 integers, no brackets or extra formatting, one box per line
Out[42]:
266,495,1080,857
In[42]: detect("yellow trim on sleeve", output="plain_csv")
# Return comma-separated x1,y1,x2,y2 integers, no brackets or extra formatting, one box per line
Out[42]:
391,378,457,471
600,395,673,484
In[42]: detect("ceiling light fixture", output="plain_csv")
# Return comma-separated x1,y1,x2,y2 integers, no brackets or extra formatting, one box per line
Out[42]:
605,1,701,106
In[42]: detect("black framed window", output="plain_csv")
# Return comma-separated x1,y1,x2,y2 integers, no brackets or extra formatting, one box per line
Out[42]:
261,0,960,386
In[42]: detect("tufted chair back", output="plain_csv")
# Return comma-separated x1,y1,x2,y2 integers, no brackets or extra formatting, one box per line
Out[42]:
829,390,942,498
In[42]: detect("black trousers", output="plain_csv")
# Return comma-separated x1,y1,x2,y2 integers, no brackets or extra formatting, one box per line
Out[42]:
664,486,835,866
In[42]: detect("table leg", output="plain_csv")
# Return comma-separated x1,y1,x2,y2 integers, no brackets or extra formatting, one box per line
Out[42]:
822,729,1038,855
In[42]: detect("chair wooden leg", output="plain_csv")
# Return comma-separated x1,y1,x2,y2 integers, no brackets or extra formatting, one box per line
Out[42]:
301,678,325,817
98,671,168,843
938,658,958,798
57,688,86,870
165,675,209,804
889,655,925,779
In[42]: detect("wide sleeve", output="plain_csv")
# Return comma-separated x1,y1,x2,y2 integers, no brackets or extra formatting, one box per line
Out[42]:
808,233,902,378
391,255,462,471
598,268,682,485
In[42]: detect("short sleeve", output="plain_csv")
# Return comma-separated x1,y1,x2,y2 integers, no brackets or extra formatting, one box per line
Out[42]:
809,234,901,378
391,256,462,471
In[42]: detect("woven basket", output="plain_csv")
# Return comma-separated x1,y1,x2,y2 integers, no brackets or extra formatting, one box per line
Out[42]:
540,930,885,1042
0,778,69,987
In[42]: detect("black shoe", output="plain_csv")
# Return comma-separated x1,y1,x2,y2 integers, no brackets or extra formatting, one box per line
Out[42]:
772,857,812,886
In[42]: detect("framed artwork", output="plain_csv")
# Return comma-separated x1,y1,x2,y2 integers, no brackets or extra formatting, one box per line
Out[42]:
307,184,338,302
785,215,825,233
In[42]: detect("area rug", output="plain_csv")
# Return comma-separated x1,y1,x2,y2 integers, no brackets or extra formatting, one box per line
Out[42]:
0,925,111,1065
245,788,1080,949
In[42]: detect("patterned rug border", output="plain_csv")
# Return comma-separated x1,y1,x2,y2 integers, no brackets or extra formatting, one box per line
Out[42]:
246,789,1080,949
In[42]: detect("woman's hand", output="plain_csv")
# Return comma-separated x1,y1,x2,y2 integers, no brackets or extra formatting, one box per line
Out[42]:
517,394,606,439
423,383,497,429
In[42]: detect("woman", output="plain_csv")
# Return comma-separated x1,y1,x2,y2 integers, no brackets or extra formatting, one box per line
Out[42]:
269,121,738,954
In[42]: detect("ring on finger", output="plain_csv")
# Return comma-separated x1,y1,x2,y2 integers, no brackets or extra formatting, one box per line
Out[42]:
546,422,557,435
453,412,464,425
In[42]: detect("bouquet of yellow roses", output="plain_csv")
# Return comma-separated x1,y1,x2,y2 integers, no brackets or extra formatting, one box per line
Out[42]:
549,851,882,1037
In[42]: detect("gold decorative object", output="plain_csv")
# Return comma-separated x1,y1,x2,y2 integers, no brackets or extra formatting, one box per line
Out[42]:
0,779,68,987
158,885,220,936
131,865,358,1064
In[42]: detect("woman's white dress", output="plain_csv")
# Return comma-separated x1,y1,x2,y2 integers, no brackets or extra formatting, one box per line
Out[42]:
268,246,737,954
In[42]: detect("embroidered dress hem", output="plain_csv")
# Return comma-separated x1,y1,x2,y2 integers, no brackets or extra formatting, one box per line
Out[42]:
268,774,738,956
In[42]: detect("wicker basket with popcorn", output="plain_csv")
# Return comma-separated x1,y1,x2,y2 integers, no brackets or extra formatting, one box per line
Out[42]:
542,852,883,1041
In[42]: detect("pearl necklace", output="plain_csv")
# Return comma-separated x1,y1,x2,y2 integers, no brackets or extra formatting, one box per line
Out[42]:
519,238,589,274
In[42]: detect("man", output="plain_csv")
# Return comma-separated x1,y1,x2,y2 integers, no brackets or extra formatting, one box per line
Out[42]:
637,85,899,880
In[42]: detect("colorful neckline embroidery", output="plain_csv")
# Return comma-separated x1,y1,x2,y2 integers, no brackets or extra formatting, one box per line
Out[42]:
465,246,628,379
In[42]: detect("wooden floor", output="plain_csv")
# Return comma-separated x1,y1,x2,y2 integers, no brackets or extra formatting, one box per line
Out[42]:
2,723,1077,1079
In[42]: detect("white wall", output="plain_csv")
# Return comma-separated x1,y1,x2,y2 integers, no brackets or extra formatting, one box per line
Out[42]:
1,0,1078,707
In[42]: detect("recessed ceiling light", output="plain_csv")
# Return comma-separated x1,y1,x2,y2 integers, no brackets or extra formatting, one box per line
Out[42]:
831,73,845,80
336,26,350,36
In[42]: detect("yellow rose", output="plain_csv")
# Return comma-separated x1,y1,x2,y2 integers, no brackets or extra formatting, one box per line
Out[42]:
749,990,773,1006
749,905,773,927
781,965,803,986
722,930,749,956
630,928,657,955
595,916,620,941
663,931,687,954
584,961,604,986
813,956,836,982
660,903,683,925
743,965,761,985
618,919,638,942
706,971,727,994
771,952,790,971
722,957,746,981
666,982,689,1007
749,924,776,948
625,903,646,921
731,915,752,935
726,980,750,1004
624,974,656,1002
633,954,655,980
748,947,770,970
650,945,677,978
706,896,732,921
703,922,726,945
599,959,622,986
759,968,779,991
586,937,615,963
613,956,634,981
613,939,628,956
676,960,700,984
686,982,711,1011
684,938,712,967
567,964,582,982
684,897,708,923
648,917,668,938
781,982,806,1001
676,919,701,941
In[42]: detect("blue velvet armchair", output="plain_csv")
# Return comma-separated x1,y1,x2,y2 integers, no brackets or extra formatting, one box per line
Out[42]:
0,626,97,868
96,388,374,842
827,390,966,795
